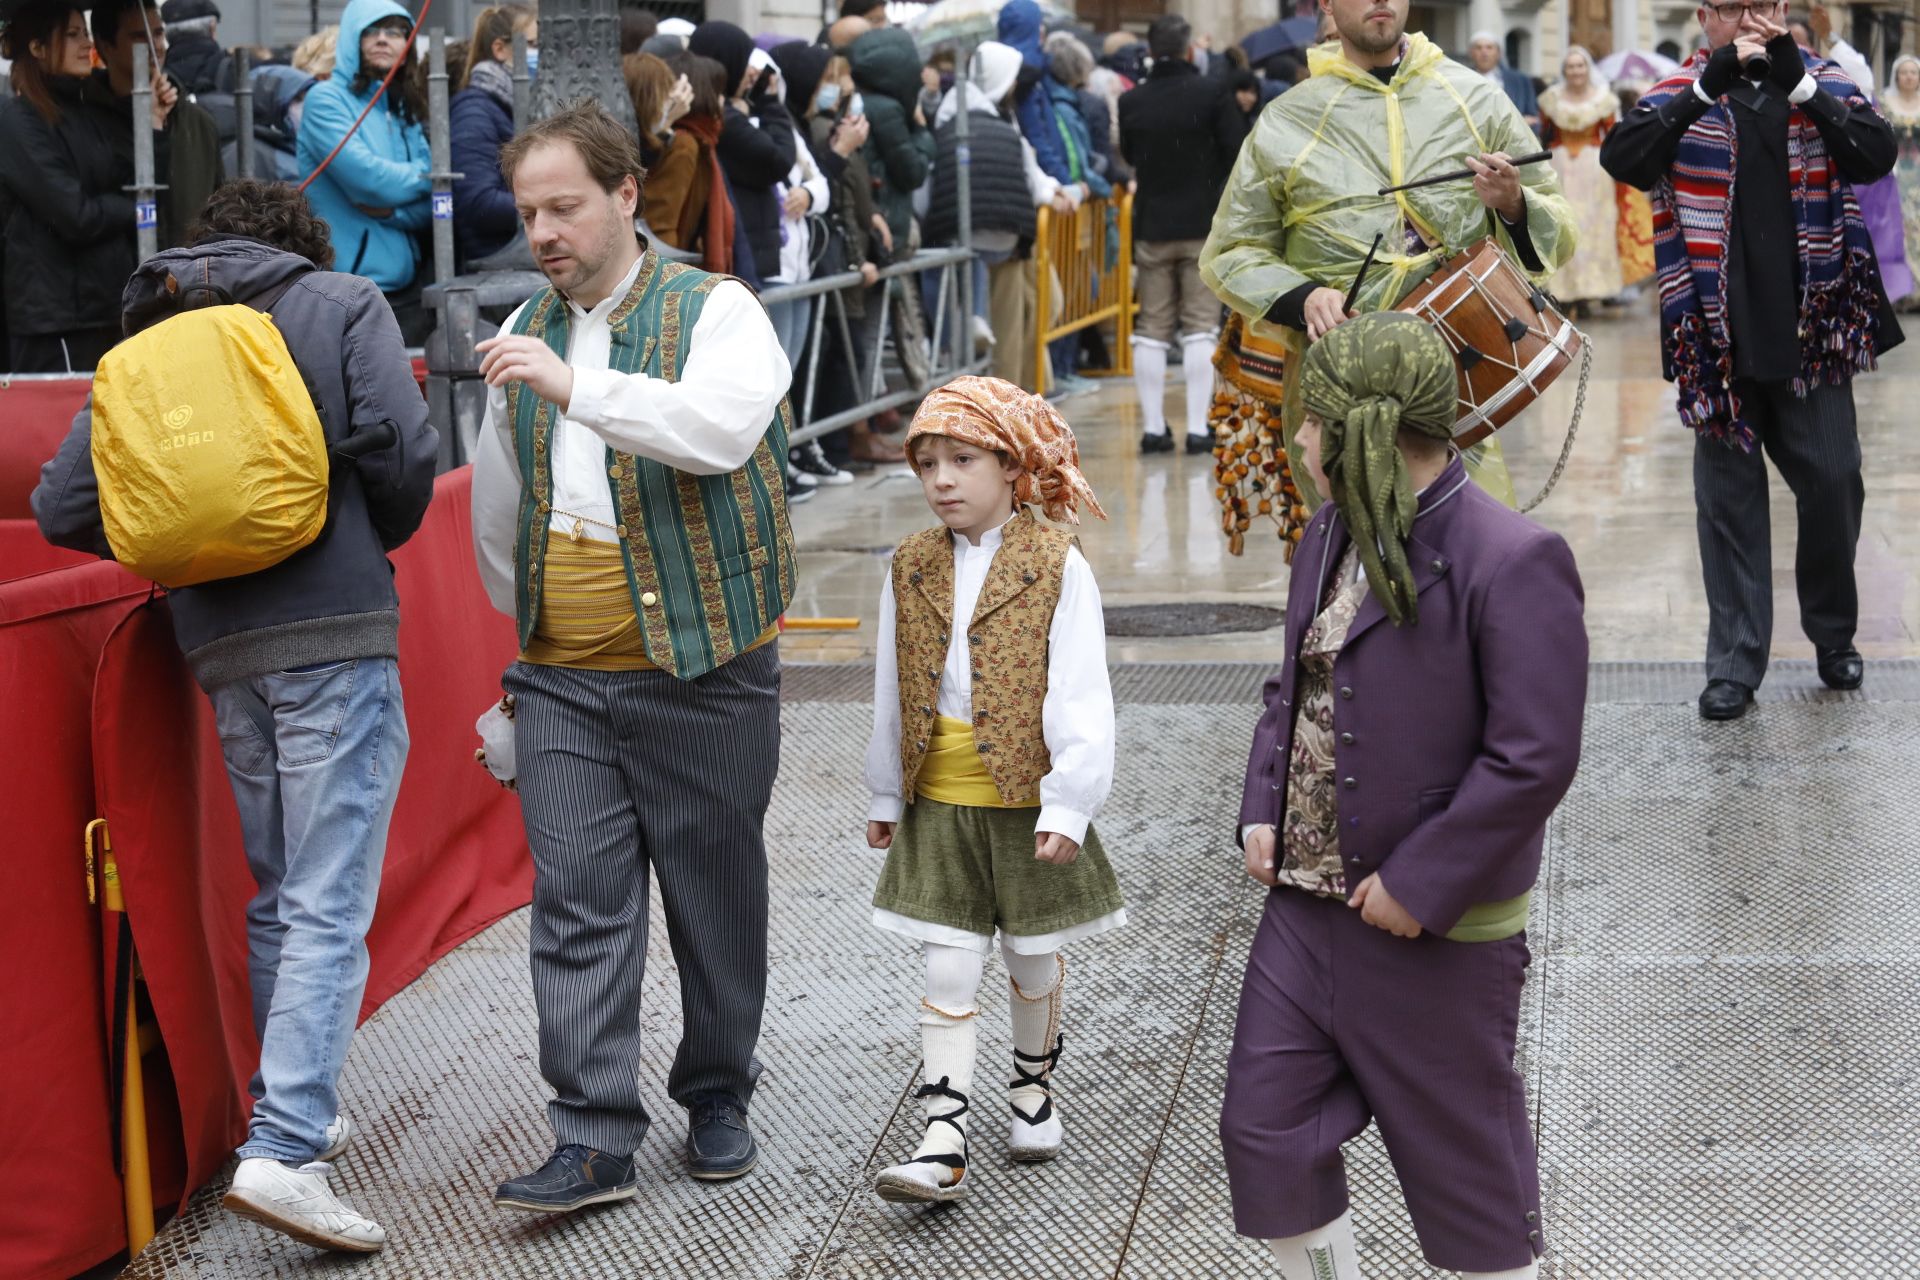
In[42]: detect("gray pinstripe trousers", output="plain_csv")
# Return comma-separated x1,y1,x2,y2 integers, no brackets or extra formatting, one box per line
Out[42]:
1694,378,1864,688
504,644,780,1155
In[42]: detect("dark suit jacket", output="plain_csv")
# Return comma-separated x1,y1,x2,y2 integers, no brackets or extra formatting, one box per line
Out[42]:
1237,456,1589,935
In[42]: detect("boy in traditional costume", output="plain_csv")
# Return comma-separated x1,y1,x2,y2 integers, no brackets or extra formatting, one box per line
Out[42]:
1224,314,1587,1279
863,375,1125,1204
1199,0,1576,512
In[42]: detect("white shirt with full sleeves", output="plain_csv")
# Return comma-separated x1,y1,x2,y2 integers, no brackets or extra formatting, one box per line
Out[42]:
470,256,791,616
864,516,1115,846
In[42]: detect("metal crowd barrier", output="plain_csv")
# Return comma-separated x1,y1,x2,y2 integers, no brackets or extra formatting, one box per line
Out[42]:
1032,190,1135,396
779,246,987,449
424,245,988,466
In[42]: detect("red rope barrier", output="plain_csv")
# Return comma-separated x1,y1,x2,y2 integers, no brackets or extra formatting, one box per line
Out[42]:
296,0,435,194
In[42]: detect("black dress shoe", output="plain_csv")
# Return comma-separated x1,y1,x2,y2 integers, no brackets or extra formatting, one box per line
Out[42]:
1699,679,1755,721
1139,432,1174,455
1184,432,1215,455
686,1094,757,1181
1816,646,1864,690
494,1144,637,1213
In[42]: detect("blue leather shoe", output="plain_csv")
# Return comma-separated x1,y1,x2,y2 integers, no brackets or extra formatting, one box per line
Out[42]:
686,1094,757,1181
494,1145,637,1213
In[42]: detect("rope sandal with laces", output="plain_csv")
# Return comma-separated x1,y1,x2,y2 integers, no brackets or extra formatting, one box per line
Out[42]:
873,1076,972,1203
1007,1034,1066,1161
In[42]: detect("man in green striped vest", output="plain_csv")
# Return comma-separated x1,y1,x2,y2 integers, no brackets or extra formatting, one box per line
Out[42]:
470,102,798,1212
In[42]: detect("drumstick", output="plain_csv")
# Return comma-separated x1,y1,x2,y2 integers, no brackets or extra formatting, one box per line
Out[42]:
1344,233,1384,314
1377,151,1552,197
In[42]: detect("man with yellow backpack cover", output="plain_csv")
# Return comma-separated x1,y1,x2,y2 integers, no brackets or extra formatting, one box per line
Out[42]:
33,179,437,1255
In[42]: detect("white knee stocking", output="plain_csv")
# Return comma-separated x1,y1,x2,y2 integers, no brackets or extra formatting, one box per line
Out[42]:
1132,338,1169,436
1264,1210,1360,1279
1181,333,1217,441
1004,950,1064,1113
915,944,984,1158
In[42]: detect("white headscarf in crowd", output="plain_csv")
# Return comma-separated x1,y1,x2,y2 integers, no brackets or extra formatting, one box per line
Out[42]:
936,39,1022,127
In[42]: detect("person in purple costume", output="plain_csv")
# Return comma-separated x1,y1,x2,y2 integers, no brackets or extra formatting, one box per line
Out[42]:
1220,312,1588,1280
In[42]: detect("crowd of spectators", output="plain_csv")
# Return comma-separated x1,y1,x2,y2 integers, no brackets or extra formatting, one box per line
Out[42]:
0,0,1351,488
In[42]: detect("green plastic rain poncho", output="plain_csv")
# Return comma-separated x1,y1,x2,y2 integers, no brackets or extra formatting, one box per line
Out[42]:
1199,32,1577,509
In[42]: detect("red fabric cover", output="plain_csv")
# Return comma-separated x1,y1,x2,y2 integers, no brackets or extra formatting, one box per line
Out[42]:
2,518,95,580
0,562,148,1280
0,375,91,518
0,469,531,1280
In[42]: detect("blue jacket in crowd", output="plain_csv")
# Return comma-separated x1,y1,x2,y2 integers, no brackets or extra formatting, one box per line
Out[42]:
996,0,1073,187
295,0,431,291
449,66,518,263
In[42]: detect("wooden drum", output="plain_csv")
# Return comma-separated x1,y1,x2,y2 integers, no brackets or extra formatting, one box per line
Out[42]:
1394,238,1583,447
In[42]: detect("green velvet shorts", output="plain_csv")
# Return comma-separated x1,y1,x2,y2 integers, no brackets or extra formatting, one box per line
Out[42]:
872,797,1126,940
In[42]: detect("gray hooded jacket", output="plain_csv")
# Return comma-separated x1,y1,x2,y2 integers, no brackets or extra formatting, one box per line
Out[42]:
32,237,439,689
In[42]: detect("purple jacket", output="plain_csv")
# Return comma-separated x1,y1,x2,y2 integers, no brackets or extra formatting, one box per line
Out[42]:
1238,456,1589,935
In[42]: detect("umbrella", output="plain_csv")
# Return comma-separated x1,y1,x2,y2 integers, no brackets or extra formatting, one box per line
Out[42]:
907,0,1073,56
1596,48,1680,84
1238,16,1322,66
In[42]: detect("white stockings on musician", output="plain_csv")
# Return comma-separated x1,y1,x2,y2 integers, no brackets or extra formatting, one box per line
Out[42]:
1005,949,1065,1160
874,943,982,1203
1264,1210,1361,1278
1132,337,1169,437
1181,334,1216,441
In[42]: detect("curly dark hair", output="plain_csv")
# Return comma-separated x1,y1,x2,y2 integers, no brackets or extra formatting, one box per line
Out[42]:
189,180,336,270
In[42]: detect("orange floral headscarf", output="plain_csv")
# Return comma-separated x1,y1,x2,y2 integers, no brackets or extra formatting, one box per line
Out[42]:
904,376,1107,525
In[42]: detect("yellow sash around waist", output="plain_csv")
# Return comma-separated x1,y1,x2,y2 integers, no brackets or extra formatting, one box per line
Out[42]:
521,534,776,671
916,715,1040,808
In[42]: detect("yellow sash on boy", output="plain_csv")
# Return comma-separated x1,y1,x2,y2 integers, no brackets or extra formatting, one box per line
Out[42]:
916,715,1040,808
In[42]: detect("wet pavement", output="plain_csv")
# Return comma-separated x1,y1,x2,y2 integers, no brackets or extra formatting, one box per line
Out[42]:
782,294,1920,673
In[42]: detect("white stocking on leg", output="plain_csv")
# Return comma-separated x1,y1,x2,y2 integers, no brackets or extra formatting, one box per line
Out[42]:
1132,339,1169,437
1181,333,1218,443
1004,949,1065,1161
1264,1210,1361,1279
875,944,982,1203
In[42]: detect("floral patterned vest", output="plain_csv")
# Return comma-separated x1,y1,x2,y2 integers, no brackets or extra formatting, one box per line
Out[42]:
892,508,1072,806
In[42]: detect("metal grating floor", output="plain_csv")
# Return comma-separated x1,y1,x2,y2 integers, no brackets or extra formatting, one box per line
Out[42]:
123,669,1920,1279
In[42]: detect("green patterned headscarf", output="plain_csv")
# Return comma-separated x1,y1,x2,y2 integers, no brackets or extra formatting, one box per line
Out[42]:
1298,312,1458,627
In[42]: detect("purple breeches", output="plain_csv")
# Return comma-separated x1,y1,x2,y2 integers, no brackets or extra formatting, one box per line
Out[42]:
1219,887,1543,1273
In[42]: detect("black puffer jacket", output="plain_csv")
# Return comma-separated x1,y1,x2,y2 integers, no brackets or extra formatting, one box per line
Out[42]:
714,99,798,284
925,108,1034,247
165,32,235,96
0,77,166,339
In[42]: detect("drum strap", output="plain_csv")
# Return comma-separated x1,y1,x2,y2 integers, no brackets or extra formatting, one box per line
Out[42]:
1518,337,1590,514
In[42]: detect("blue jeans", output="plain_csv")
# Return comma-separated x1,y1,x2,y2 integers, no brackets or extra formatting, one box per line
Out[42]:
209,657,409,1163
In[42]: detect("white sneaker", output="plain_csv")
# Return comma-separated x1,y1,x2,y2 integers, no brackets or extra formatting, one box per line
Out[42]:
972,315,997,348
223,1157,386,1253
319,1115,354,1162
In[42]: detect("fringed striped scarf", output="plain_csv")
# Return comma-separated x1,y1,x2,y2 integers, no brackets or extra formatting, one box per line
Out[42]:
1638,49,1888,450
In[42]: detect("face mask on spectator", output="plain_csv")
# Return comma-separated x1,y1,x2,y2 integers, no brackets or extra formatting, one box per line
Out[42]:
524,46,539,76
815,81,841,113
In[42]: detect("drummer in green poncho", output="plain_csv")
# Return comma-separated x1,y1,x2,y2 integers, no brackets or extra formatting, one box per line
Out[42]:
1199,0,1577,513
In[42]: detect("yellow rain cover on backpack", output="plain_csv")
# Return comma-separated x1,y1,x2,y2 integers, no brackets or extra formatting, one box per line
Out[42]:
92,303,328,587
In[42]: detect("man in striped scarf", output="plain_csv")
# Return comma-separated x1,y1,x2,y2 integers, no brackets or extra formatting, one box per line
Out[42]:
1602,1,1899,721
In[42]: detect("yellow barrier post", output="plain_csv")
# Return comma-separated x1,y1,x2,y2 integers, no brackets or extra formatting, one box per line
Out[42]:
1032,192,1137,396
87,819,156,1256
